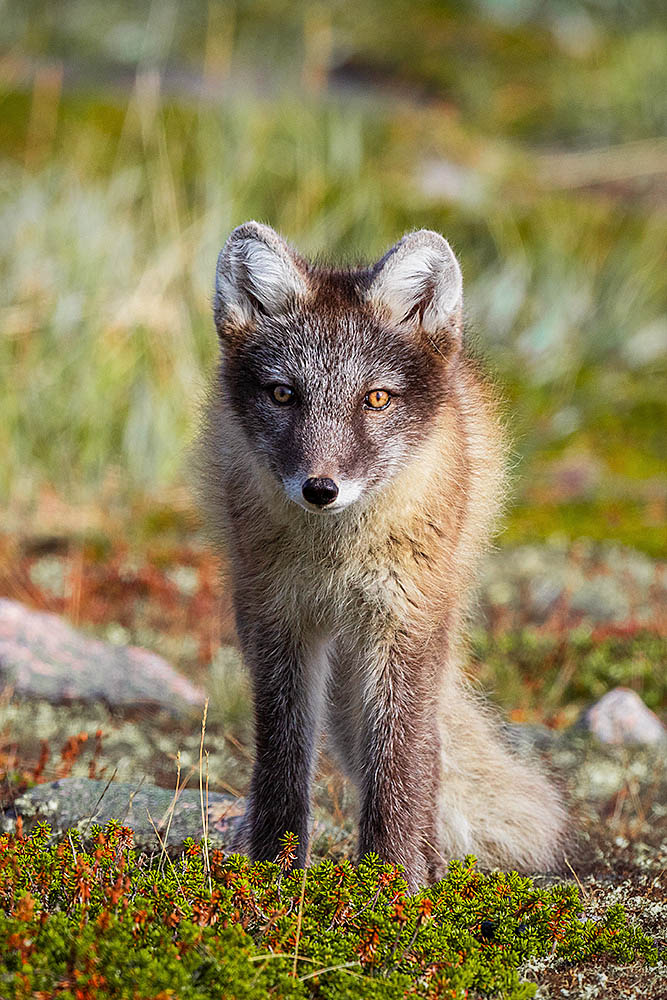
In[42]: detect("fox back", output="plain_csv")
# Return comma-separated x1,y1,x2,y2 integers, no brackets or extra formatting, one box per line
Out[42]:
198,222,566,887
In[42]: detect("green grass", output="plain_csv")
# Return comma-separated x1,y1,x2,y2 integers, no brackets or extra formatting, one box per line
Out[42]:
6,0,667,144
471,628,667,724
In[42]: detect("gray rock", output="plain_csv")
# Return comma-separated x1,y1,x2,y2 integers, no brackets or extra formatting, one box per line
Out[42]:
3,777,244,851
4,777,344,857
504,722,557,753
0,599,205,715
528,576,564,622
569,577,629,623
582,687,667,746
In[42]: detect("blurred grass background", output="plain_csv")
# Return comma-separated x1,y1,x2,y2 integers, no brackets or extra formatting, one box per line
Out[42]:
1,0,665,553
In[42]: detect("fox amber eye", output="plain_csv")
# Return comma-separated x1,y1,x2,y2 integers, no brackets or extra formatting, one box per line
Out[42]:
365,389,391,410
271,384,294,405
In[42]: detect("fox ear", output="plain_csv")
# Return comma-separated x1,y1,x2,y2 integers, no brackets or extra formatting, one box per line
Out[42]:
214,221,309,336
367,230,463,352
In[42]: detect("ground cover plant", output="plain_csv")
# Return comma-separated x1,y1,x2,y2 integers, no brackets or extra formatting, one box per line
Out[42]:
0,823,659,1000
471,627,667,724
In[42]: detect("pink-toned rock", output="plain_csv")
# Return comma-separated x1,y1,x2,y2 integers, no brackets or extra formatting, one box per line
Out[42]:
0,599,205,715
584,687,666,746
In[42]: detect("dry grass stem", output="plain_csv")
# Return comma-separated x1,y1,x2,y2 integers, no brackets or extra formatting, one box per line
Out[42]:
299,962,363,982
205,748,211,893
158,750,182,875
292,861,309,977
145,806,185,898
82,766,118,837
564,854,589,902
199,698,211,882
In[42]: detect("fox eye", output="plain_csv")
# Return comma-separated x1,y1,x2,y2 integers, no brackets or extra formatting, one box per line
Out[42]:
365,389,391,410
270,384,295,405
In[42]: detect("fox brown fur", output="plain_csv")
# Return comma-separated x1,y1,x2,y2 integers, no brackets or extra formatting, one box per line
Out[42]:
197,221,566,888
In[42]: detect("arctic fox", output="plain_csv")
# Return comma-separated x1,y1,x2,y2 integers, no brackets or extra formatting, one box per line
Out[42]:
198,221,566,888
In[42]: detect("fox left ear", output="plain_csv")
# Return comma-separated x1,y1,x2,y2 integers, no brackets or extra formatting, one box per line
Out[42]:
366,230,463,353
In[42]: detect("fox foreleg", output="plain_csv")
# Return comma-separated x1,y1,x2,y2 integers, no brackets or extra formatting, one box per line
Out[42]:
236,612,325,869
357,643,440,890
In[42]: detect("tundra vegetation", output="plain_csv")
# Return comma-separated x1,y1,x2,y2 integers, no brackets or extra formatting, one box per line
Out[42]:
0,824,658,999
0,0,665,996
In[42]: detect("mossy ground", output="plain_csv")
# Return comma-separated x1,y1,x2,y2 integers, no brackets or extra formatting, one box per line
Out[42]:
2,529,665,996
0,823,661,1000
2,675,666,997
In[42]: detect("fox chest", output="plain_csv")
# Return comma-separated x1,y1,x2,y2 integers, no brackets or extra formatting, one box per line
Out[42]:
236,519,435,633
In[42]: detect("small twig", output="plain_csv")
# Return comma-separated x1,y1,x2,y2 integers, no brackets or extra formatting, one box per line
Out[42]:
81,766,118,837
392,923,421,968
146,807,185,898
292,864,308,977
224,731,252,760
217,777,243,798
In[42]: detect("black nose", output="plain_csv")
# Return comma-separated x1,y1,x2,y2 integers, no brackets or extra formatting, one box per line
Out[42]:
302,477,339,507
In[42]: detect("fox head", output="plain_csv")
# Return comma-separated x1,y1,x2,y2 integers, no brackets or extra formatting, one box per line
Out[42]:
213,222,464,514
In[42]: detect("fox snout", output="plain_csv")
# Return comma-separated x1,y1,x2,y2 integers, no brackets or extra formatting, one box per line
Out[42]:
282,474,364,514
302,477,338,507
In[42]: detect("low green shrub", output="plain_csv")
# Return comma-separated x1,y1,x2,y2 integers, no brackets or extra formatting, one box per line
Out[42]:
0,823,657,999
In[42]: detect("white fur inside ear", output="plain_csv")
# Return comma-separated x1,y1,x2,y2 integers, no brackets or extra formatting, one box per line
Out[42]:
238,239,306,312
215,222,308,324
368,231,462,336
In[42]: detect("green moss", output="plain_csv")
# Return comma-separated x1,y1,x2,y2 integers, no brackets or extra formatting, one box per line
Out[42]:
0,824,658,999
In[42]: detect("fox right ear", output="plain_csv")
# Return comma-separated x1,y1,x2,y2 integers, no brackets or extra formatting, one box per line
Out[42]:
214,221,309,338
